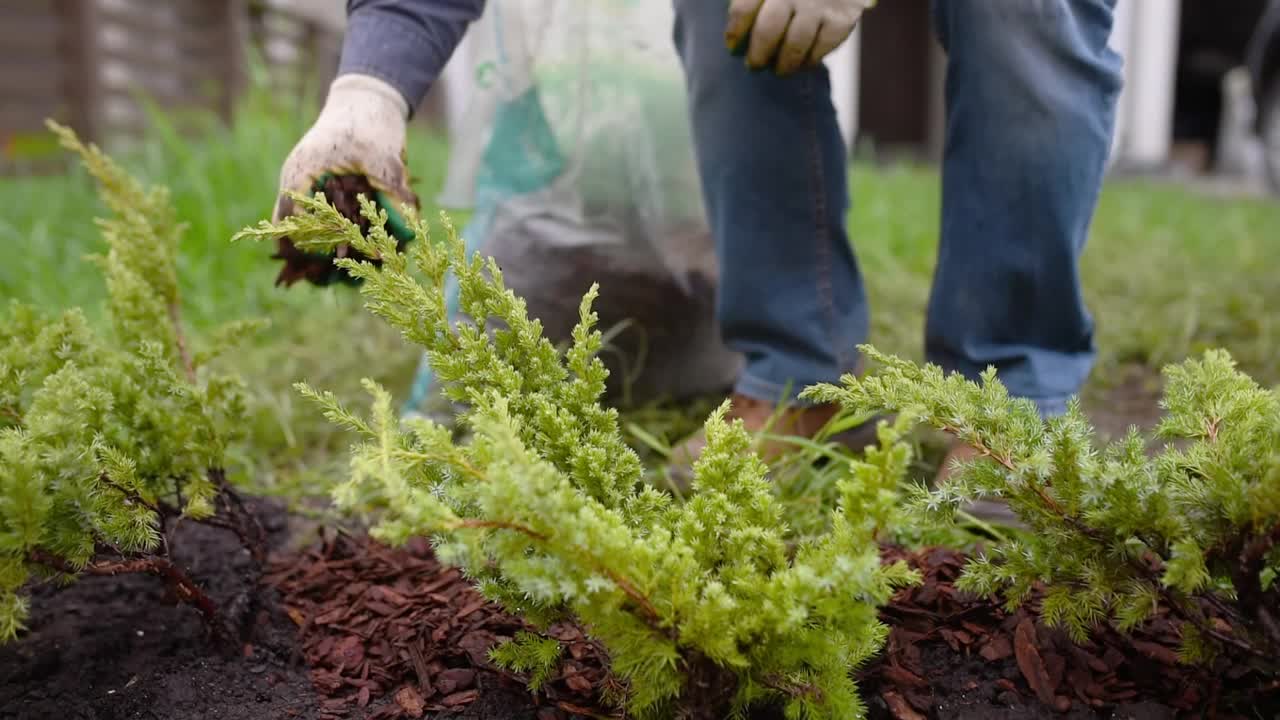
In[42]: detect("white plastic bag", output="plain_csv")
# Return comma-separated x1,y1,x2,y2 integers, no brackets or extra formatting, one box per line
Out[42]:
405,0,742,414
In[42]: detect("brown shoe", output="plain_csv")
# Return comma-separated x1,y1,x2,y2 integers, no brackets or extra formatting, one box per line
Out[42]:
935,442,1025,529
665,393,874,493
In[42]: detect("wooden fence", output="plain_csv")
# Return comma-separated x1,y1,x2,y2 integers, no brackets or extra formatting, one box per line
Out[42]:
0,0,347,174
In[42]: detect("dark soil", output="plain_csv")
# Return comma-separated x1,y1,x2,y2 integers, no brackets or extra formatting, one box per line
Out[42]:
1080,366,1167,444
273,174,408,288
0,499,318,720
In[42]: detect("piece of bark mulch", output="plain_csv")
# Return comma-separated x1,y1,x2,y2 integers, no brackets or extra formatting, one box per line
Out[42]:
858,546,1280,720
266,529,616,719
272,174,411,288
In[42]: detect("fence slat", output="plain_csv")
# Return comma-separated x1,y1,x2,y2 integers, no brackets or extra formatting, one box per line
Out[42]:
0,62,70,93
98,10,225,55
4,0,361,175
0,102,64,132
217,0,249,122
0,11,61,48
54,0,102,141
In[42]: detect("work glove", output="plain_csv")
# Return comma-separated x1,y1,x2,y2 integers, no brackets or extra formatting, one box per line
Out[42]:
725,0,876,75
271,74,419,286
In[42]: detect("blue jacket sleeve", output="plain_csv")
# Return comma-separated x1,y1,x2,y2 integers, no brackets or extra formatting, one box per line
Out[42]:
338,0,487,115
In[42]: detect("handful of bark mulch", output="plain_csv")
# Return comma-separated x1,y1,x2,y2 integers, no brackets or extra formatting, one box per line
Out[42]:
859,546,1276,720
265,529,614,719
272,175,411,288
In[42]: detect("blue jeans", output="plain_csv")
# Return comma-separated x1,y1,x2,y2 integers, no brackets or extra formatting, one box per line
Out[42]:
672,0,1124,417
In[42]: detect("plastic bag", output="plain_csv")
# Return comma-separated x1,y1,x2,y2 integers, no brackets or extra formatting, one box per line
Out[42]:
404,0,742,416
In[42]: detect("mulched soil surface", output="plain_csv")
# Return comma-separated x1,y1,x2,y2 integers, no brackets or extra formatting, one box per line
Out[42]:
0,499,318,720
3,496,1276,719
265,529,615,720
858,546,1280,720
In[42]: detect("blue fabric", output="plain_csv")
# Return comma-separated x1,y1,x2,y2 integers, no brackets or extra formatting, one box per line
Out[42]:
671,0,1124,417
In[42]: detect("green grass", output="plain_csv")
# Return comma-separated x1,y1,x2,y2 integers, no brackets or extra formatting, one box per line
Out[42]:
4,87,1279,519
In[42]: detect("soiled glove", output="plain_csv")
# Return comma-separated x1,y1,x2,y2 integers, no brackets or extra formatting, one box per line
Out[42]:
725,0,876,75
273,73,419,226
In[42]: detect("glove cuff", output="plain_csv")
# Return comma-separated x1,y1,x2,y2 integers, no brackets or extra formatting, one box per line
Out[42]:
326,73,411,122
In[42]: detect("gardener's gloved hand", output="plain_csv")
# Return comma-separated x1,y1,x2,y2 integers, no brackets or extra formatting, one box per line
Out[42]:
273,73,419,224
725,0,876,75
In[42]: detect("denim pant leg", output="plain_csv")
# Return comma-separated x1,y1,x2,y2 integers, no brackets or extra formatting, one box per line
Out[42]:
672,0,867,405
927,0,1125,417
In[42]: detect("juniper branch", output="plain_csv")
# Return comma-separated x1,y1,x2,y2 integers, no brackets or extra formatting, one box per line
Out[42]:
167,301,195,383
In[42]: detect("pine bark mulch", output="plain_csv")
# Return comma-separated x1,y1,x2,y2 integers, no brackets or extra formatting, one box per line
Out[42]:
266,529,614,719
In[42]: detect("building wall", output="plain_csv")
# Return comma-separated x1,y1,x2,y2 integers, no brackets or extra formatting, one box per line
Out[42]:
1111,0,1182,169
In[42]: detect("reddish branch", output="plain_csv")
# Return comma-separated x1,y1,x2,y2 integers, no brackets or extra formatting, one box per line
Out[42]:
36,467,268,644
166,301,195,383
208,468,267,566
1232,522,1280,650
29,548,225,638
601,568,664,631
448,518,668,637
450,519,549,539
443,461,671,637
762,673,822,702
941,425,1103,542
99,473,161,514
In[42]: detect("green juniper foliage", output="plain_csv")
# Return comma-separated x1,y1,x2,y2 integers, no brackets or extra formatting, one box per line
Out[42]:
0,122,262,642
488,631,564,692
803,346,1280,668
235,193,921,719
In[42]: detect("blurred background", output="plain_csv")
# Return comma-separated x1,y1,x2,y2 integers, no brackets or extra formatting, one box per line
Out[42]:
2,0,1279,502
5,0,1279,190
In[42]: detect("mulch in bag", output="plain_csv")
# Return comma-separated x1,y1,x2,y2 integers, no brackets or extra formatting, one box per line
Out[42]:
403,0,741,417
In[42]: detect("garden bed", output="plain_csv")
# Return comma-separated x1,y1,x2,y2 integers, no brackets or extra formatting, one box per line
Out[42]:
2,496,1275,720
8,122,1277,720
